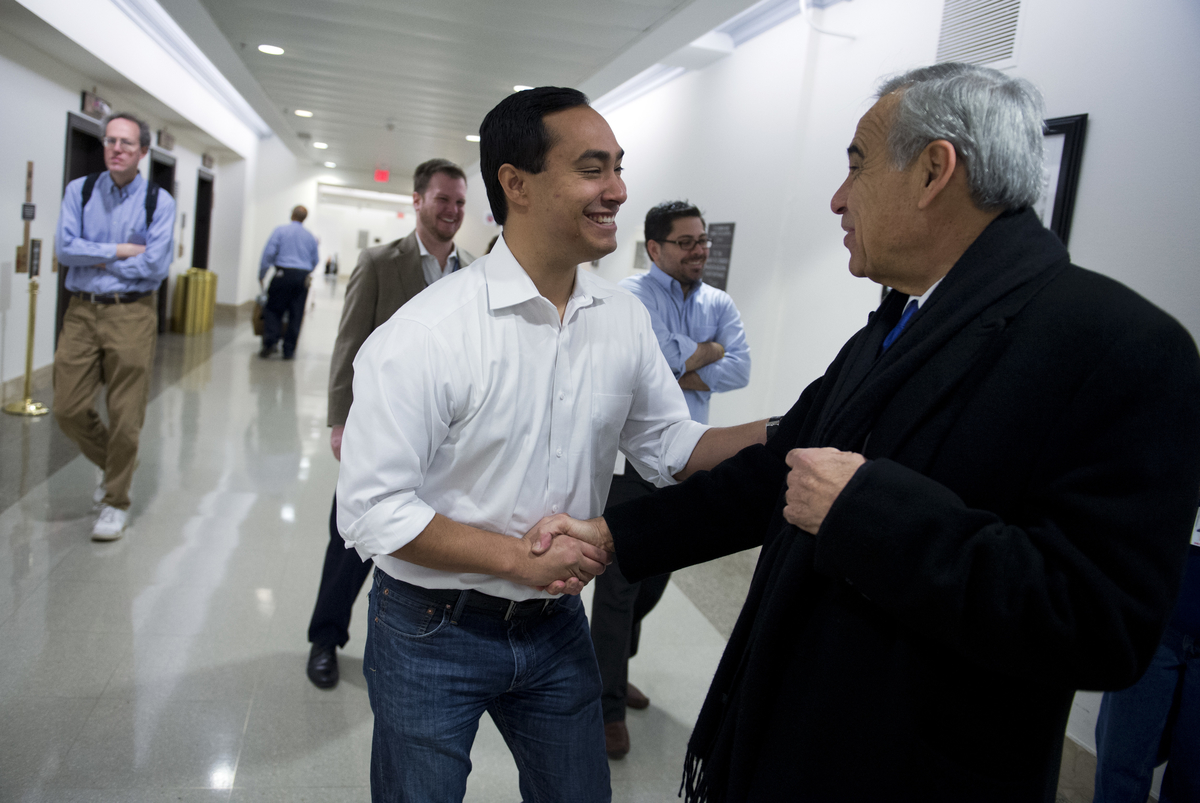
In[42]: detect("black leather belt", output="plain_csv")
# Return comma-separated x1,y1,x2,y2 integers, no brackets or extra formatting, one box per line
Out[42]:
387,576,559,622
72,291,152,305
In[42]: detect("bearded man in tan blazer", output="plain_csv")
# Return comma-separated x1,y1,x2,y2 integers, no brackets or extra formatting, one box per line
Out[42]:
305,158,477,688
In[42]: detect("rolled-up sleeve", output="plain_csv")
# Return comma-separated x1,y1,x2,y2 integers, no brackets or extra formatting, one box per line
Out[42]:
695,295,751,392
336,319,456,560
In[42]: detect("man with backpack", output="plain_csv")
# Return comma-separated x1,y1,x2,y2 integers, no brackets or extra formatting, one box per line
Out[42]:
54,111,175,541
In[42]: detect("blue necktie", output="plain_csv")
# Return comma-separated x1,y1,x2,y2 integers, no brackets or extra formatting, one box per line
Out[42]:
880,299,918,353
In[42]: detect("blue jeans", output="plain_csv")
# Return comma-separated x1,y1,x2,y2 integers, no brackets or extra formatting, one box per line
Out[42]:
364,570,611,803
1094,629,1200,803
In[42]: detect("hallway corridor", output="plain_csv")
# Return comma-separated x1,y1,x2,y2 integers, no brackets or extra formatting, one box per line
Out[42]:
0,280,733,802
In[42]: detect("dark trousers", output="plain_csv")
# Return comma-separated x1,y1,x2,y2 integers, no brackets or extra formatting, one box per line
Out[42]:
262,268,310,357
589,465,670,723
308,493,374,648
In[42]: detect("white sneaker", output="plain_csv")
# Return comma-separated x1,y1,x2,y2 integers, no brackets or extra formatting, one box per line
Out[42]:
92,472,107,510
92,505,127,541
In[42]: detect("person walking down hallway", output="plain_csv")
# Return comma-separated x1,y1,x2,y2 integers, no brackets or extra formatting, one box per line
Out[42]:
53,111,176,541
259,205,319,360
306,158,474,689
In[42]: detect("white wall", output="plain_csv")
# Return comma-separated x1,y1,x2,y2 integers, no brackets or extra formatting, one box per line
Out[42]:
310,203,415,276
0,26,81,387
457,173,501,258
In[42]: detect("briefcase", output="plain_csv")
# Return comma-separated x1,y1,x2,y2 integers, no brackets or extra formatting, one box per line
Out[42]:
252,292,267,336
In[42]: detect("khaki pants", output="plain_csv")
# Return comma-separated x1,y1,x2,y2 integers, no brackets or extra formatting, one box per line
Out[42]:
53,295,157,510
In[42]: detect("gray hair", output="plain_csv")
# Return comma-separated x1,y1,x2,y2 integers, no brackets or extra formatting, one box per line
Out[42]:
103,112,151,150
877,63,1044,211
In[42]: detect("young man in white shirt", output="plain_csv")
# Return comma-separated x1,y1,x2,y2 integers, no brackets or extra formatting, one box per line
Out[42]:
337,87,765,803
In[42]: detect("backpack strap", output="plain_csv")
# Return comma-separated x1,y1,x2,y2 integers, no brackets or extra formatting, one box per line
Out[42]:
78,172,101,239
144,180,158,228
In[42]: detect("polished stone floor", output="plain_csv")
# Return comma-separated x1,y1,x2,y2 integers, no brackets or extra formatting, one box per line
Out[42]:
0,279,737,802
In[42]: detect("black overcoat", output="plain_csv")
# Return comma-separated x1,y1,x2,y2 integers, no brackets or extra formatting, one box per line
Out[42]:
607,209,1200,802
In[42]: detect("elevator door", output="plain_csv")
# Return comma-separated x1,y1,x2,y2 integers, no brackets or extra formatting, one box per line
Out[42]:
148,151,176,333
56,113,107,343
192,172,213,270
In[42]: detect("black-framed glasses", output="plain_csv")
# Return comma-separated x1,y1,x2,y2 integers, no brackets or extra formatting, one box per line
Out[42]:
102,136,140,152
658,236,711,251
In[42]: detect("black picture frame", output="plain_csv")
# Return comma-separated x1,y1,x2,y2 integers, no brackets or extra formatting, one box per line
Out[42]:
1034,114,1088,246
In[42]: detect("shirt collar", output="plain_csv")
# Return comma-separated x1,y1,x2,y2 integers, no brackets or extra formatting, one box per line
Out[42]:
104,171,143,200
416,230,458,265
910,275,945,309
648,262,700,298
484,234,613,313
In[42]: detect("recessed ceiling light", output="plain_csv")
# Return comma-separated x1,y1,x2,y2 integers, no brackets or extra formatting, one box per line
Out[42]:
465,135,480,142
258,44,285,55
313,142,328,149
324,161,336,168
513,85,533,92
294,109,313,117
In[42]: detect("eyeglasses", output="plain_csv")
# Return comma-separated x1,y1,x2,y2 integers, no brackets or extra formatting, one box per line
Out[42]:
102,136,141,152
658,236,711,251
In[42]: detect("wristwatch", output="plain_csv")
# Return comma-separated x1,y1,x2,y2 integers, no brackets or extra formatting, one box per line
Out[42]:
765,415,782,441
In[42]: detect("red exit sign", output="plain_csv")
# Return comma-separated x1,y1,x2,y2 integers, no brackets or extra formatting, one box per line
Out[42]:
374,169,390,183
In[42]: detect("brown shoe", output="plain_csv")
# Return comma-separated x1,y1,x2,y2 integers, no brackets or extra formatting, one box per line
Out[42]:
625,682,650,710
605,720,630,759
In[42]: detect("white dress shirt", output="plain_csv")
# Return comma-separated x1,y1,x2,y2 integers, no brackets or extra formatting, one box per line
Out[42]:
338,235,708,601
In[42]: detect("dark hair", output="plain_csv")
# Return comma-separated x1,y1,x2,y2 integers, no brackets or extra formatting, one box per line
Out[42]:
644,200,704,249
291,205,308,222
479,86,589,226
103,112,151,150
413,158,466,195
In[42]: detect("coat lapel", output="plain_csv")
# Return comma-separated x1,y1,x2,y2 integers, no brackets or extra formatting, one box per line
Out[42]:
394,231,427,291
816,210,1071,455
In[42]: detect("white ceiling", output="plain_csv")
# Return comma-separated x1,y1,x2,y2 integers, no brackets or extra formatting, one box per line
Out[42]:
173,0,766,186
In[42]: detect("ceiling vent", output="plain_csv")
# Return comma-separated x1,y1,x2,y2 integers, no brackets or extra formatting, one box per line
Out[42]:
936,0,1022,67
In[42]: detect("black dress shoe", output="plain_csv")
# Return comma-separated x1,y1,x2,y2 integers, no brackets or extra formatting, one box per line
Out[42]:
626,682,650,710
259,343,277,359
306,643,339,689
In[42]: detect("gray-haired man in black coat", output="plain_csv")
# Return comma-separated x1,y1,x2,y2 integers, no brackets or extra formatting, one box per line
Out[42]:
549,62,1200,802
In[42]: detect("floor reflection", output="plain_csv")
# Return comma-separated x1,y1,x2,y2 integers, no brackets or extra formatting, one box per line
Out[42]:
0,284,729,801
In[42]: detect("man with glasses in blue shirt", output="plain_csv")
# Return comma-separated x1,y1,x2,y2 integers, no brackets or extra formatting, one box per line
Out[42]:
54,111,175,541
591,200,751,758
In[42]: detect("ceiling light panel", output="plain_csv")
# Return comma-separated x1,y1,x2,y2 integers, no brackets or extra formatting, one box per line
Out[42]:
257,44,284,55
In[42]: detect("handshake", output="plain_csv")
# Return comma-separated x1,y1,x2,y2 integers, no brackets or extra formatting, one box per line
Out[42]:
515,446,869,596
519,514,615,596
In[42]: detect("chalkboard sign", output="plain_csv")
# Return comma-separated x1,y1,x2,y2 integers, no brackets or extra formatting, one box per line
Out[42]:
702,222,735,291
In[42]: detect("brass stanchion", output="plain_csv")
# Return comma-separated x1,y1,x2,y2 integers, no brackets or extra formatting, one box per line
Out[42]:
5,160,48,417
4,274,49,416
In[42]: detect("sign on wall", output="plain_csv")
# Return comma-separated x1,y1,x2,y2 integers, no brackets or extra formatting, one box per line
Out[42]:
703,222,735,291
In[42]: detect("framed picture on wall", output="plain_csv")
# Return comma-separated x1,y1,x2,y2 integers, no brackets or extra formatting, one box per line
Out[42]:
1033,114,1088,246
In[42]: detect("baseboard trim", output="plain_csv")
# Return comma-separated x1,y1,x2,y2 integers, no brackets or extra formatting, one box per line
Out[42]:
1,363,52,403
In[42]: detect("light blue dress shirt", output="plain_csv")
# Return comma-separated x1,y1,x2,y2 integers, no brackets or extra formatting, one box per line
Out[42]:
619,264,751,424
259,221,320,280
56,172,176,295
